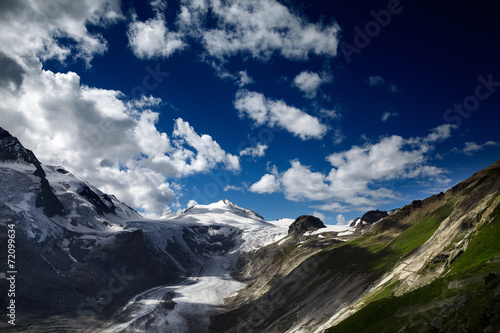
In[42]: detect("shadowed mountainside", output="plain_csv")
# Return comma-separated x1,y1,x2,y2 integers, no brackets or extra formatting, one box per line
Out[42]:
211,159,500,332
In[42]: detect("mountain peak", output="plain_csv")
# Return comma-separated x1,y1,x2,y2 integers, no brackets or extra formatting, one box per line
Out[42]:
0,127,66,217
0,127,38,165
288,215,326,235
0,127,13,139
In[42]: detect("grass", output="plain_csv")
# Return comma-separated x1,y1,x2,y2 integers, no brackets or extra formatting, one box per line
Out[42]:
326,272,500,333
325,203,453,275
372,203,452,271
362,280,400,304
275,244,299,263
449,202,500,276
326,199,500,333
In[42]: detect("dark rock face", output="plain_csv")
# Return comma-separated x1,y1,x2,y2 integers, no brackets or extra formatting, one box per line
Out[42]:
360,210,389,224
288,215,326,234
349,210,393,229
79,186,116,215
0,127,65,217
0,127,38,164
35,176,66,217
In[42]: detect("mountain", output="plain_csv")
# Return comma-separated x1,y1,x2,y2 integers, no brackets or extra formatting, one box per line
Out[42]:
211,160,500,333
1,127,499,333
0,128,289,332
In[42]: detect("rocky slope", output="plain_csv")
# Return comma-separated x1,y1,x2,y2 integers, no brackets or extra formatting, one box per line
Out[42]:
1,126,499,332
0,128,288,332
211,160,500,333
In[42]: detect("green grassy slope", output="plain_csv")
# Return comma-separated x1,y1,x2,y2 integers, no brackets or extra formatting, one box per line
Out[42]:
327,196,500,332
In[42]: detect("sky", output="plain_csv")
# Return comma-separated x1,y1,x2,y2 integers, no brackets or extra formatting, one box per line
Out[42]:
0,0,499,224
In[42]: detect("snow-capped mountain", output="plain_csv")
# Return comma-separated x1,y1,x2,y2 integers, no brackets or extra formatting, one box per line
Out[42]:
0,127,290,332
3,126,499,333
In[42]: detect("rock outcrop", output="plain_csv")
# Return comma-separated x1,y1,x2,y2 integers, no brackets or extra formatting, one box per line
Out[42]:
288,215,326,234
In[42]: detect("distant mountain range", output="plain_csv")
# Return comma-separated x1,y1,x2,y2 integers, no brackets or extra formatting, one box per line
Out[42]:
1,127,499,332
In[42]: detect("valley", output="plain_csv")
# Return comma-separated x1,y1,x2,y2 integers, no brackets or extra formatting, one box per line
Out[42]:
1,127,500,332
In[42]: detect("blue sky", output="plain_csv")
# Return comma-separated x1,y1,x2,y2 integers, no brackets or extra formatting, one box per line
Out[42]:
0,0,499,224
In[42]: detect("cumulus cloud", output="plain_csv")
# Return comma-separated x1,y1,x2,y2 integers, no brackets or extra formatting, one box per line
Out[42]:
0,65,240,216
311,202,351,213
250,125,454,212
292,71,332,99
177,0,340,61
234,89,328,140
336,214,347,225
0,0,123,66
239,143,268,158
312,211,326,221
0,51,26,92
187,199,198,208
0,0,245,217
172,118,241,173
281,160,333,201
422,123,456,143
249,174,281,194
127,0,186,59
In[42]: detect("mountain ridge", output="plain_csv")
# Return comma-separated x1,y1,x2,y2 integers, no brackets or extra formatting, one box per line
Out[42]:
1,127,499,332
0,127,291,331
210,159,500,332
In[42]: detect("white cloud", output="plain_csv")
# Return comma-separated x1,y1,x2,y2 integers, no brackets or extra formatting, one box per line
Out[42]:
312,211,326,221
0,1,243,217
237,70,255,87
127,2,186,59
422,123,457,143
381,111,398,122
293,71,331,98
223,185,245,192
281,160,332,201
336,214,347,225
187,199,198,208
0,64,240,217
250,125,454,212
311,202,351,213
209,66,255,87
234,89,328,140
240,143,268,158
249,174,280,194
0,0,123,66
320,108,340,119
460,141,499,156
367,75,385,87
178,0,340,61
172,118,241,173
